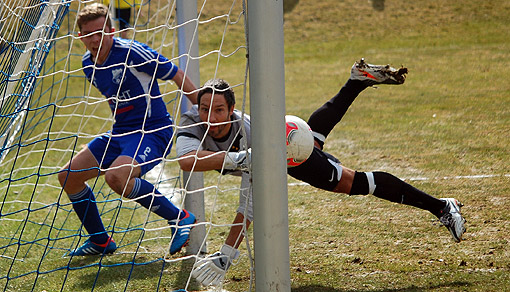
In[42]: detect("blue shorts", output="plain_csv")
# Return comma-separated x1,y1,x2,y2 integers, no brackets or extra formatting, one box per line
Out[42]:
87,128,173,176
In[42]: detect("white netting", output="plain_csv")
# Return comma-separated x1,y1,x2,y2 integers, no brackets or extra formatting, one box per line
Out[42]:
0,0,250,291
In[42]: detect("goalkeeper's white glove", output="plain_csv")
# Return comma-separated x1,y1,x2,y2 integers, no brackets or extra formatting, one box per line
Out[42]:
191,244,240,287
223,149,251,171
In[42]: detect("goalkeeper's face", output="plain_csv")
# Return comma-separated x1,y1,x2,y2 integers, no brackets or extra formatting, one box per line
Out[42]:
79,16,114,64
199,93,235,139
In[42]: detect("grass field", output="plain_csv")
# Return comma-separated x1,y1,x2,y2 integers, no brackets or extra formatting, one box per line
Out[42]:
1,0,509,291
227,0,510,291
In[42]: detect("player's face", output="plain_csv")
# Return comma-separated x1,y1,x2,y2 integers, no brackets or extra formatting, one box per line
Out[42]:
79,17,114,64
199,93,235,139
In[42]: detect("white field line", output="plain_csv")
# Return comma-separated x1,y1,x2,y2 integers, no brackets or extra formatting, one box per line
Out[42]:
145,164,182,206
288,173,510,187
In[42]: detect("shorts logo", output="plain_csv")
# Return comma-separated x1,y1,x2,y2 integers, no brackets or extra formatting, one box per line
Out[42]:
327,158,342,182
138,147,151,162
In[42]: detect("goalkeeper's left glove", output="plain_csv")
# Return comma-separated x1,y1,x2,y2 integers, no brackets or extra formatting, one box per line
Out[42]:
223,149,251,172
191,244,240,287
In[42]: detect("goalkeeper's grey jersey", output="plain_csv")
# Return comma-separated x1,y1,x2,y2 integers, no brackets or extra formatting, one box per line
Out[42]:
176,105,253,221
176,105,251,160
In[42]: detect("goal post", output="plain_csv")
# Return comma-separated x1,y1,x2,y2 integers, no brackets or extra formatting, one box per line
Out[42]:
0,0,69,163
247,0,292,291
175,0,207,256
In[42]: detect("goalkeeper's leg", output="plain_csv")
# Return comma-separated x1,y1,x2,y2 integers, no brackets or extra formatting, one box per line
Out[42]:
347,170,466,242
347,170,447,217
307,79,368,149
288,149,466,241
290,154,448,218
307,59,408,149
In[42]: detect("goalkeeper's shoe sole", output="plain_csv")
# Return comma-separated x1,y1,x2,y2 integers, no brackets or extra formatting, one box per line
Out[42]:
350,58,408,86
169,209,196,255
68,237,116,256
439,198,466,243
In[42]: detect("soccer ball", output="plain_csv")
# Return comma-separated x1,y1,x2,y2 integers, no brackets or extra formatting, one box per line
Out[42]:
285,115,314,167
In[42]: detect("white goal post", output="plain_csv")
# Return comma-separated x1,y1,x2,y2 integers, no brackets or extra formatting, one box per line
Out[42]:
176,0,207,257
247,0,291,291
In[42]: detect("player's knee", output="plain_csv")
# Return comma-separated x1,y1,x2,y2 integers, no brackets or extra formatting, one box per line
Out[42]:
58,166,85,190
57,168,69,188
104,171,128,194
348,171,376,196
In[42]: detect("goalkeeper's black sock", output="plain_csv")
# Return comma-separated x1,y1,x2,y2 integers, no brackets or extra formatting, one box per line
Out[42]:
307,79,368,148
350,171,446,217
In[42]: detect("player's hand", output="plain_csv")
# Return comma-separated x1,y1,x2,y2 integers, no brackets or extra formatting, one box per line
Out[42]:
191,244,240,287
223,149,251,171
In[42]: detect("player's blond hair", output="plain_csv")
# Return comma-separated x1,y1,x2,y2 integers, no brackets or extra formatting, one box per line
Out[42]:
77,3,112,31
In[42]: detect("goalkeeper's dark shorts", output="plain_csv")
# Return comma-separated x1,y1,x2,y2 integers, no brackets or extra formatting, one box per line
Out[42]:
287,147,342,192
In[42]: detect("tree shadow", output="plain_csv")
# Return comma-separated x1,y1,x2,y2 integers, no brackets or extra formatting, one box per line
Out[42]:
67,254,199,291
369,0,385,11
284,0,300,14
292,280,472,292
174,256,201,291
70,256,167,290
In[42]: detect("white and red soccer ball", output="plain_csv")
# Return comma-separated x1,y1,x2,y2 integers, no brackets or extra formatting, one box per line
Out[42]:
285,115,314,167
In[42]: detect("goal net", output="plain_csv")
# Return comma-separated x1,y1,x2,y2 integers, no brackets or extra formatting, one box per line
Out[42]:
0,0,252,291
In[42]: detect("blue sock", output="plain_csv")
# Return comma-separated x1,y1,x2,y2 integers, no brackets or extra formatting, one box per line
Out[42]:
68,186,109,244
127,178,181,221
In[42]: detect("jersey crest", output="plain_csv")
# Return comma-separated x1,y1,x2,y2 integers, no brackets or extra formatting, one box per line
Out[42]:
111,68,123,85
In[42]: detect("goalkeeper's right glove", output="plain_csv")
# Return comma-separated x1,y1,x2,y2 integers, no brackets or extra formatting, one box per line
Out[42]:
223,149,251,171
191,244,240,287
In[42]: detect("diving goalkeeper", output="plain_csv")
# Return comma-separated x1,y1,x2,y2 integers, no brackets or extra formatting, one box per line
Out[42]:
175,59,466,287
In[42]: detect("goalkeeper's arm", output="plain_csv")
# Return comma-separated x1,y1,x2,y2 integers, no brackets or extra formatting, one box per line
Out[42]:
224,212,250,248
178,149,251,172
192,212,251,286
178,150,226,172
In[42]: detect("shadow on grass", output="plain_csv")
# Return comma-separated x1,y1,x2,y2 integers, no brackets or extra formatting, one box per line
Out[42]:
284,0,299,14
70,257,165,290
292,280,471,292
68,254,199,291
174,257,201,291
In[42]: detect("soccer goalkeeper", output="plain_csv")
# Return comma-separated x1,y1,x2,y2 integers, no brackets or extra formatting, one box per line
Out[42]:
175,59,466,287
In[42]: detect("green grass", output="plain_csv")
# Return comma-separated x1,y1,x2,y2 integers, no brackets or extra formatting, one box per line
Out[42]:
1,0,509,291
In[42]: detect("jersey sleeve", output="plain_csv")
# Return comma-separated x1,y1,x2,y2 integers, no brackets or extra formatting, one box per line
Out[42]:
128,41,179,81
175,108,203,157
176,135,202,157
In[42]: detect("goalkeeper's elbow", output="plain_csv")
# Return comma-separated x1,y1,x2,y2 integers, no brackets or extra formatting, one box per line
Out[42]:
177,155,197,171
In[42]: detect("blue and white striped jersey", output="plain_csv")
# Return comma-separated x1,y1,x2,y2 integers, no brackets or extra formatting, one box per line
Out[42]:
82,38,178,134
